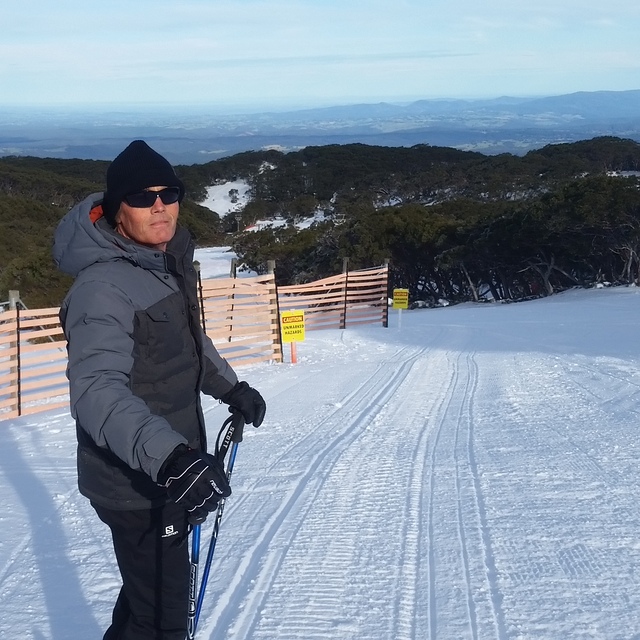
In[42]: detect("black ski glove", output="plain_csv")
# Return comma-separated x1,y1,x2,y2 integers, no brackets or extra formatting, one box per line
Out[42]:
158,446,231,523
221,381,266,427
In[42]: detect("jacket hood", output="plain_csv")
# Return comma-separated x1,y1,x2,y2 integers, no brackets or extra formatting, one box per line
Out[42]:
52,192,170,277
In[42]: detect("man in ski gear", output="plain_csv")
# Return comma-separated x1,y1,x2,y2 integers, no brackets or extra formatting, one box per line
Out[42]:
53,139,266,640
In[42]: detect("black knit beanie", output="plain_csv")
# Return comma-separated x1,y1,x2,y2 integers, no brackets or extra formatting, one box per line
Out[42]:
102,140,185,225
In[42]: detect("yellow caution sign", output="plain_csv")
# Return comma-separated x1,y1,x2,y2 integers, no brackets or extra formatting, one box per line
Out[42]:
392,288,409,310
281,310,306,343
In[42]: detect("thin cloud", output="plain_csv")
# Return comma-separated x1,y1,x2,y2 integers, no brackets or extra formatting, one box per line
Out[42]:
2,0,639,106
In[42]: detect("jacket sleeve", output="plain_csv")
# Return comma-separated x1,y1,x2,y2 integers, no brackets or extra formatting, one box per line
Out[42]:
62,280,187,482
200,327,239,399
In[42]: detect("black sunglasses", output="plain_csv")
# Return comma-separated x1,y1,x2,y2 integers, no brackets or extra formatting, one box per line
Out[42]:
123,187,181,208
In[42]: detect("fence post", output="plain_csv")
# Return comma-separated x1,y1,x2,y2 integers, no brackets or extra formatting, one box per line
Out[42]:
341,258,349,329
383,259,390,328
268,260,284,362
7,293,21,416
193,261,207,333
226,259,239,341
9,290,20,311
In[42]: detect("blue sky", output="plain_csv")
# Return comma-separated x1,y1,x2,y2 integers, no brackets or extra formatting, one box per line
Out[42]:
3,0,639,110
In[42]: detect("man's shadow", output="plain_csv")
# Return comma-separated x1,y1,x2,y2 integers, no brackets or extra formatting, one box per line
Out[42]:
0,419,103,639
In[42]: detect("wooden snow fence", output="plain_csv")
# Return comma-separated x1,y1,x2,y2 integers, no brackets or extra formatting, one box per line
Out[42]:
0,306,69,420
0,263,388,420
198,273,282,368
277,264,390,331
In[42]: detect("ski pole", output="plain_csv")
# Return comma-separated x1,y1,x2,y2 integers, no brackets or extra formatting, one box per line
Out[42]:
189,410,245,637
195,411,244,627
187,523,201,640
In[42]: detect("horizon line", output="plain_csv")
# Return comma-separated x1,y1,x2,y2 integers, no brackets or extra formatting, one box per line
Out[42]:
0,88,639,115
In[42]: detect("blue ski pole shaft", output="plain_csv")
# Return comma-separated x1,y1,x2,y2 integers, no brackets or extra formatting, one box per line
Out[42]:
191,410,245,636
195,438,241,625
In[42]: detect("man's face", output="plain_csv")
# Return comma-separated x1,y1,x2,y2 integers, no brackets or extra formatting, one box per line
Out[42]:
114,186,179,251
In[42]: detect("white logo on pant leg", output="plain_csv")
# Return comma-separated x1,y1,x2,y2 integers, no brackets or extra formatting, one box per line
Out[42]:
162,524,180,538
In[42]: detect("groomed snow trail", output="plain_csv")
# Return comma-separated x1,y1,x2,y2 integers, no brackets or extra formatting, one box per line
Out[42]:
3,288,640,639
195,291,640,640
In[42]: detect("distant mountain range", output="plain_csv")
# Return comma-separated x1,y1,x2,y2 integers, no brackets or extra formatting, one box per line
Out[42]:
1,90,639,164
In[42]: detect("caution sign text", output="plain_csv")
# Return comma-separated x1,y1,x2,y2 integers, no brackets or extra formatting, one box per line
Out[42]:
281,310,306,343
392,288,409,309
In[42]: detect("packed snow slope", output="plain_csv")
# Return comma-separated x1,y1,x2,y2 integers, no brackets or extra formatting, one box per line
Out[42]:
2,281,640,639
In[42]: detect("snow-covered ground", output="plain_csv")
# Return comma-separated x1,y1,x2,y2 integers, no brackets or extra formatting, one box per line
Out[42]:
199,179,329,232
194,246,247,279
200,181,252,217
3,254,640,638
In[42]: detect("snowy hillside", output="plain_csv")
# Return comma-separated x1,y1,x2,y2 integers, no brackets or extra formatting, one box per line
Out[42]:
199,180,328,232
2,276,640,638
200,181,252,217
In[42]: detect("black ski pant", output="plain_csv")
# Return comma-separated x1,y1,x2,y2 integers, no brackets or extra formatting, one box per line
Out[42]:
93,500,190,640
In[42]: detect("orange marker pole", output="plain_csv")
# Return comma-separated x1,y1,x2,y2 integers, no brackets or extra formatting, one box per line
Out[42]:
290,341,298,364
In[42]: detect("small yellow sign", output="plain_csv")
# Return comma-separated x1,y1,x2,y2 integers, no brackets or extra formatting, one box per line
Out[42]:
392,288,409,310
281,310,306,343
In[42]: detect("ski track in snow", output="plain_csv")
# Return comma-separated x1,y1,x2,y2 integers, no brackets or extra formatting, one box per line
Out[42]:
201,343,433,639
421,346,506,640
474,346,640,640
4,286,640,638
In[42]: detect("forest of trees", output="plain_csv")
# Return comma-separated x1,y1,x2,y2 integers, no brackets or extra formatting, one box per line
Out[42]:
1,136,640,308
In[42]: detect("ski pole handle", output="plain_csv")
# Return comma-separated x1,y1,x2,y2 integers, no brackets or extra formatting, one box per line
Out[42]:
230,410,245,443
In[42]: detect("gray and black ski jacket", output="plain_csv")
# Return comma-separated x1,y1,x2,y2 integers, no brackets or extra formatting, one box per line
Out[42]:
53,193,238,510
